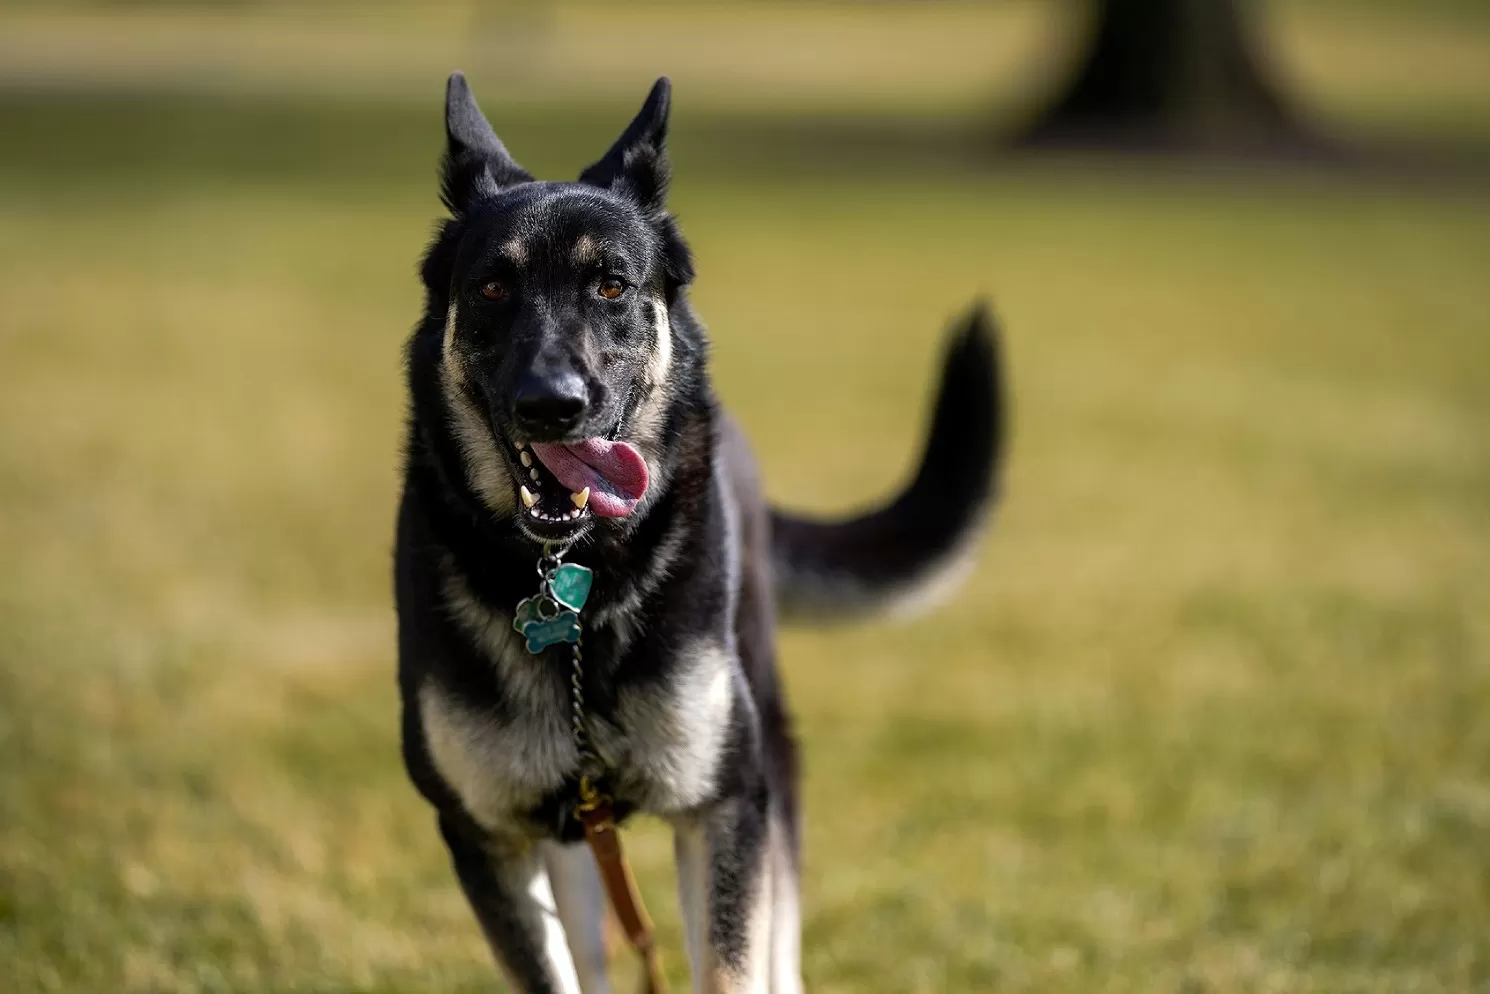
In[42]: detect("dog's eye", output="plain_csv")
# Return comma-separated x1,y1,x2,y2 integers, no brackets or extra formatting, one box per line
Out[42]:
479,280,509,302
597,277,627,301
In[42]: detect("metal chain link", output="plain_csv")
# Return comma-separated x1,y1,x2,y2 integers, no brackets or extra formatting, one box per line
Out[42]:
541,543,607,796
570,636,604,774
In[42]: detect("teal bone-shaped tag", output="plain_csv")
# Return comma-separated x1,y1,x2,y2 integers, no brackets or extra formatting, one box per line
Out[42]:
548,563,593,612
522,611,581,653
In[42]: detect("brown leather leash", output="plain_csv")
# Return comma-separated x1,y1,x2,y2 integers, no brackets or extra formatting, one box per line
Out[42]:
578,777,668,993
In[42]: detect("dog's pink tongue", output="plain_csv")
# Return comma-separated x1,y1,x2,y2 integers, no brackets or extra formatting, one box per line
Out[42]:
529,440,649,518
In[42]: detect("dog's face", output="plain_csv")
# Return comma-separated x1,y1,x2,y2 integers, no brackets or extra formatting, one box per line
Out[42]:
429,75,694,544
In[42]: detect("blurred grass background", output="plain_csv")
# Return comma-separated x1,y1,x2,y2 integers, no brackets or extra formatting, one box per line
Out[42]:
2,1,1489,991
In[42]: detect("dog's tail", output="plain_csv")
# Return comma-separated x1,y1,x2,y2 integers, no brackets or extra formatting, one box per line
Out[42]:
769,302,1005,623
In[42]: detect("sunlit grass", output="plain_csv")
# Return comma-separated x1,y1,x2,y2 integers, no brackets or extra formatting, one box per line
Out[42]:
4,130,1489,989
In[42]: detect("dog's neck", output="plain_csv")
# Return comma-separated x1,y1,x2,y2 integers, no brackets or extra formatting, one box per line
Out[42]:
407,380,716,629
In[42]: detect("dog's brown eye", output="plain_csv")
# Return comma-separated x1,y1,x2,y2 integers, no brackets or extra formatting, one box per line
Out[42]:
597,278,626,300
479,280,508,302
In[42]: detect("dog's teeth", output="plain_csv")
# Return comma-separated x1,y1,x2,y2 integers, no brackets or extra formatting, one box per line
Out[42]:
520,485,537,508
520,451,533,467
529,506,541,517
530,468,540,482
514,440,525,450
570,487,590,510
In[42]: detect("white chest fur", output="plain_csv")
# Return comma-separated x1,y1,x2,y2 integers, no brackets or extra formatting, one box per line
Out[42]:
418,644,578,832
590,637,738,815
422,567,739,831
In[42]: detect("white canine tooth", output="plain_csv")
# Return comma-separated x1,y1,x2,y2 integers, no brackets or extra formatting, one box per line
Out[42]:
520,451,532,467
514,440,525,450
530,468,540,482
519,485,537,508
571,487,590,510
529,507,540,517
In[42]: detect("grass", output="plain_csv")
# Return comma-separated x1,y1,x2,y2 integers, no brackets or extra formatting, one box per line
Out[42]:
3,4,1490,992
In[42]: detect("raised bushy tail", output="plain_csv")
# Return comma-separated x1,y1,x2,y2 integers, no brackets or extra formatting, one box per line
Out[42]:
769,302,1006,622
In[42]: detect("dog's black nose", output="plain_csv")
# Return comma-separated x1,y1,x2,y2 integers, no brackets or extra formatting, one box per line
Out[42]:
512,371,588,435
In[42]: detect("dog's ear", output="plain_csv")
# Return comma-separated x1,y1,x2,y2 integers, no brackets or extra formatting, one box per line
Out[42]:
578,77,672,213
441,72,532,214
580,78,693,292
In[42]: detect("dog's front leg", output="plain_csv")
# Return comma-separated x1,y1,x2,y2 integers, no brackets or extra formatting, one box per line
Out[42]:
440,813,585,994
674,791,774,994
543,841,612,994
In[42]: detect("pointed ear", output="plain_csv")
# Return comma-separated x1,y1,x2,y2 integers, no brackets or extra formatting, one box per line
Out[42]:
578,77,672,213
441,72,532,214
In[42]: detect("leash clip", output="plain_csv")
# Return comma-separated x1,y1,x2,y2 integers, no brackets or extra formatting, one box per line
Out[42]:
577,774,607,815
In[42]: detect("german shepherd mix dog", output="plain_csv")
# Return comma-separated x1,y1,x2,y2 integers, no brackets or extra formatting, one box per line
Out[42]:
396,73,1003,993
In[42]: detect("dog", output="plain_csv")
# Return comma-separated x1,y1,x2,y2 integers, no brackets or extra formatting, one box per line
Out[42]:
395,72,1004,994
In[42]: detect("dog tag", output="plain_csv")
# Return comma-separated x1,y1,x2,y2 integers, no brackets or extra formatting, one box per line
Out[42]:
512,595,546,634
548,563,593,612
522,611,582,653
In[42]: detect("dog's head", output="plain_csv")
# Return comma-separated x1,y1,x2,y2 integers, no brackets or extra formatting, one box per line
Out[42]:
424,73,695,545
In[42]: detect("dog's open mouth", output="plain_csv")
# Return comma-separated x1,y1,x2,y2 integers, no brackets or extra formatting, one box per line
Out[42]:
509,437,649,535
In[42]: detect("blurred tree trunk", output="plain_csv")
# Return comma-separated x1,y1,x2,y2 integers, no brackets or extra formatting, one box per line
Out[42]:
1022,0,1303,150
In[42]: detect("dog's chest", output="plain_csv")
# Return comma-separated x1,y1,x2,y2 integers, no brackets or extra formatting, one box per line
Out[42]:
420,601,736,833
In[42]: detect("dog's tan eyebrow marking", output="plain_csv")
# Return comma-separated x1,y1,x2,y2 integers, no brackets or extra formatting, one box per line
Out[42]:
570,234,604,264
500,239,527,265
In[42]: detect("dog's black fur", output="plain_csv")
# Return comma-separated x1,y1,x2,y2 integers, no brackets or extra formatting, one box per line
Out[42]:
395,73,1004,992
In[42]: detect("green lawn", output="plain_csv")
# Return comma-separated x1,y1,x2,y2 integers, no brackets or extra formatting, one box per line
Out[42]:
3,5,1490,993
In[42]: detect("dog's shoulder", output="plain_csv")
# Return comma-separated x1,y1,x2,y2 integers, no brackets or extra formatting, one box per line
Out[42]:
407,553,580,831
593,633,745,814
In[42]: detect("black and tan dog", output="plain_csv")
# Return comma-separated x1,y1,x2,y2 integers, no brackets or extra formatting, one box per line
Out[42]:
396,73,1004,993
